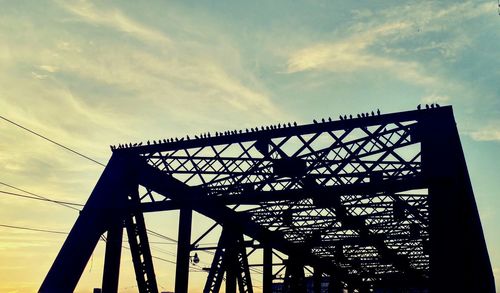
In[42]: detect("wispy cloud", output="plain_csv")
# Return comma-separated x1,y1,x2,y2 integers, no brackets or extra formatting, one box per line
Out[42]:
469,124,500,142
0,0,290,205
57,0,171,46
285,1,493,85
286,22,438,85
421,94,451,104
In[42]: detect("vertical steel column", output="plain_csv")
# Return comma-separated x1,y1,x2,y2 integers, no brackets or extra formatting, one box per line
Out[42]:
225,244,237,293
283,257,306,293
40,154,134,293
125,188,158,293
102,220,124,293
175,208,193,293
313,268,322,293
420,109,495,292
263,245,273,293
328,275,342,293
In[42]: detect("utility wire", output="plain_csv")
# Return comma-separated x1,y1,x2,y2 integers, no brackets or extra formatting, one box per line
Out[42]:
0,114,200,267
0,179,180,251
0,223,68,235
0,224,180,267
0,181,81,211
0,114,106,167
0,114,185,248
0,190,83,207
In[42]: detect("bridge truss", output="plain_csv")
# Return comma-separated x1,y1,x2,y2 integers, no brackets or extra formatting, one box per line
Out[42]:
39,106,495,292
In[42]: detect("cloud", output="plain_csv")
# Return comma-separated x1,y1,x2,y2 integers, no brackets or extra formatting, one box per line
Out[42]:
285,1,492,85
57,0,171,46
0,0,291,207
421,94,451,104
469,125,500,142
286,21,438,85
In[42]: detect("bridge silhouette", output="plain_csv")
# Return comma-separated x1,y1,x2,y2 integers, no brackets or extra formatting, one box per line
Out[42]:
39,106,495,293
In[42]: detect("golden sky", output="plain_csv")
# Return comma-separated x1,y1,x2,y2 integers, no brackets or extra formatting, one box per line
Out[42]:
0,0,499,292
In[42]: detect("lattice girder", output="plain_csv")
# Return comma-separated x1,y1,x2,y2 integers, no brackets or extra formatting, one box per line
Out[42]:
40,107,495,293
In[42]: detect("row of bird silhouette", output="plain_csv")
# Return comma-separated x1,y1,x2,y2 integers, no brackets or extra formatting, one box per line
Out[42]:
417,103,440,110
333,108,381,121
111,104,441,150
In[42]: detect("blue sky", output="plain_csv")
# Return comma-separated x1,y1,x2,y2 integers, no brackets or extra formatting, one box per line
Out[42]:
0,0,498,292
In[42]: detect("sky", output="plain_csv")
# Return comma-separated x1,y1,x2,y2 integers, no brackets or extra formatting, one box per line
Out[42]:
0,0,499,292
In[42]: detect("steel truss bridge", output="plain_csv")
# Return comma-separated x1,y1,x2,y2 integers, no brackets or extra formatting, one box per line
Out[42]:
39,106,495,293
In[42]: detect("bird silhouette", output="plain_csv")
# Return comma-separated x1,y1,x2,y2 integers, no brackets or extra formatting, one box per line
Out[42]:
377,109,381,115
349,114,353,119
147,140,150,145
138,142,143,146
328,117,332,122
293,122,297,126
357,114,361,118
417,104,421,110
339,115,343,120
436,103,440,107
371,111,375,116
344,115,347,120
430,103,435,108
313,119,318,124
425,104,429,109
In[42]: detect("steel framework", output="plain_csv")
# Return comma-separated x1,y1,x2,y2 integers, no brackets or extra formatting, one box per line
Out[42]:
39,106,495,293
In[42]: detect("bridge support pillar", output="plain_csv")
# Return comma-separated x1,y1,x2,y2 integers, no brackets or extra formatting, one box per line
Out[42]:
102,219,123,293
328,275,342,293
313,268,322,293
175,208,192,293
263,244,273,293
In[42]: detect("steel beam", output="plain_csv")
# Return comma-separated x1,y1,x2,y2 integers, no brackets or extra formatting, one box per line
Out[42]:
102,220,123,293
175,208,192,293
263,245,273,293
313,268,322,293
40,154,134,293
135,159,347,278
139,176,425,210
420,108,495,292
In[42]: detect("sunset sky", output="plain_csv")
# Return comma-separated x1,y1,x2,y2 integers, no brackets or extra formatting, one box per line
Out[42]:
0,0,499,292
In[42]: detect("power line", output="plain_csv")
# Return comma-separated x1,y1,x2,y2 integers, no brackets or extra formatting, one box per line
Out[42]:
146,228,177,243
0,180,180,252
0,181,181,258
0,114,106,167
0,181,81,211
0,114,183,248
0,223,68,235
0,114,198,269
0,224,180,267
0,190,83,207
